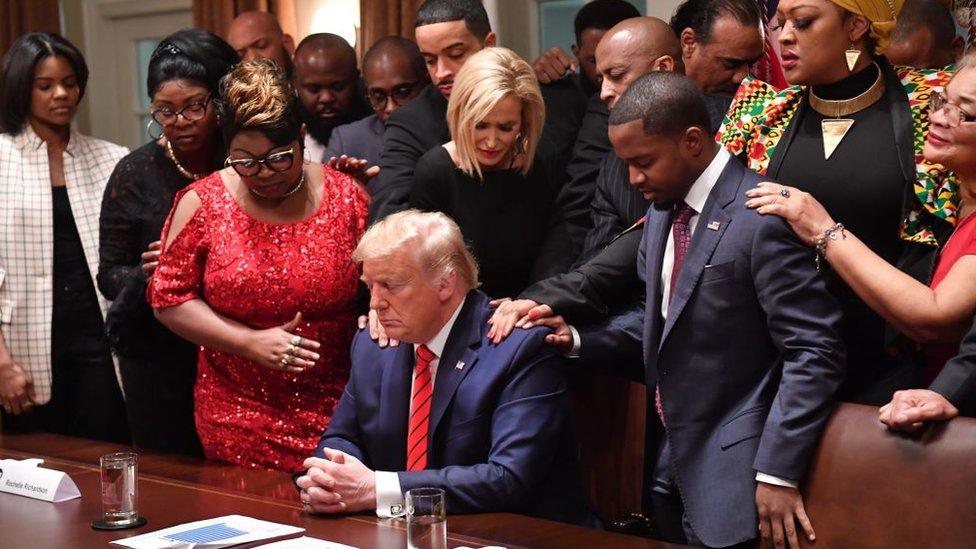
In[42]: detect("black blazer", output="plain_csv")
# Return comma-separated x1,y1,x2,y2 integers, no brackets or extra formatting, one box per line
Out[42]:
931,316,976,416
369,85,449,223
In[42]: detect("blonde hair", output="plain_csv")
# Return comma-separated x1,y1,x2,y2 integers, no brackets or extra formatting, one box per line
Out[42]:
217,58,301,143
353,210,479,291
447,47,545,180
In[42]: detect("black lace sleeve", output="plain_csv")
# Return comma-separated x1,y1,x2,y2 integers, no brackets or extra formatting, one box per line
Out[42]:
98,142,189,301
98,153,146,300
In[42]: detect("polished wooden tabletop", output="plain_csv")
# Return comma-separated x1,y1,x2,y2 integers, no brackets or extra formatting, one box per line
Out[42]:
0,433,684,549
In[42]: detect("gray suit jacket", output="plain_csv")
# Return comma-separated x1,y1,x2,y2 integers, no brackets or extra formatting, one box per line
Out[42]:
638,155,846,547
325,114,384,181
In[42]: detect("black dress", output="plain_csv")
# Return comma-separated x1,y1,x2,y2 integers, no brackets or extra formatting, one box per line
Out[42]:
411,141,567,299
98,141,203,456
2,187,129,443
772,61,921,404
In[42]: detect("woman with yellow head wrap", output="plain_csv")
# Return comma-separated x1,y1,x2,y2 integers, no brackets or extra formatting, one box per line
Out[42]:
720,0,957,407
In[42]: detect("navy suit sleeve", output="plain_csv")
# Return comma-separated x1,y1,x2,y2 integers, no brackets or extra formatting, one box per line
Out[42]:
316,331,368,464
576,302,645,382
930,315,976,415
369,111,427,223
396,331,571,514
324,126,345,161
750,217,846,481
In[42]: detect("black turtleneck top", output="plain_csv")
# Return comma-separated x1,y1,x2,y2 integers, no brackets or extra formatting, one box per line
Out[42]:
774,61,906,392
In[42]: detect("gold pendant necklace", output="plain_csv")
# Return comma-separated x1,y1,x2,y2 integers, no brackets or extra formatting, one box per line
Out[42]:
165,138,206,180
808,63,886,160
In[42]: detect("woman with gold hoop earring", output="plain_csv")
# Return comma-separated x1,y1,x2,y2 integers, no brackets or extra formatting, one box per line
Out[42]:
720,0,957,405
149,59,369,472
98,29,237,457
409,47,569,300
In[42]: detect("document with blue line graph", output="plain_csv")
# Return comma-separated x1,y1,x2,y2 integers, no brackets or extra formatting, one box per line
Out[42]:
110,514,305,549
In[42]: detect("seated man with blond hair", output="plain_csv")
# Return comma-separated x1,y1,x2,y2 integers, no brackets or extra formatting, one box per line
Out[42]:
296,210,595,526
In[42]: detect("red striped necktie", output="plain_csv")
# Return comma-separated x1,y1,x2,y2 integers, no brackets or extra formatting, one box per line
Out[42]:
406,344,436,471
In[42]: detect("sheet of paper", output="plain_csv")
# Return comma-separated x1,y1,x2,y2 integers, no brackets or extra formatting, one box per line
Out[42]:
0,458,80,502
110,515,304,549
255,536,360,548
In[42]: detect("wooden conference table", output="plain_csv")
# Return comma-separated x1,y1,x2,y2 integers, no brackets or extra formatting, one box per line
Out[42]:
0,433,685,549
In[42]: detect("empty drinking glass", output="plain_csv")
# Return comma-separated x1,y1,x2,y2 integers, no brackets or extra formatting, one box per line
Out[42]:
406,487,446,549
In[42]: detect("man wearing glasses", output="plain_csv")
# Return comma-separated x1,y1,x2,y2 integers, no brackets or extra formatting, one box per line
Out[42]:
325,37,429,181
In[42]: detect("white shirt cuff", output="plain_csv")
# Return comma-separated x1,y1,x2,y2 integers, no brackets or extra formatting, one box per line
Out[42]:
374,471,405,517
565,325,581,358
756,472,799,489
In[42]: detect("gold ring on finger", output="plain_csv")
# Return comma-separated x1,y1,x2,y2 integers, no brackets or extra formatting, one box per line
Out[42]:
281,355,291,366
285,343,297,355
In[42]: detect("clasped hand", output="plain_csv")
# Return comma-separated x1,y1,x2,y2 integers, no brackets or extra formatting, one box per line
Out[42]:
297,449,375,514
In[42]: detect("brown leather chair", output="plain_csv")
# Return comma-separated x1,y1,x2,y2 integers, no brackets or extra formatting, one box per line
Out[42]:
802,402,976,548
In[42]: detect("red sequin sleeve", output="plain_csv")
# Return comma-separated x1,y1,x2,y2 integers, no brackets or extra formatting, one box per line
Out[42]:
148,189,210,309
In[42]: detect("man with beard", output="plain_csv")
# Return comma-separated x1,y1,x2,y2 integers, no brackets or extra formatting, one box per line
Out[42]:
368,0,496,222
226,11,295,76
293,33,373,162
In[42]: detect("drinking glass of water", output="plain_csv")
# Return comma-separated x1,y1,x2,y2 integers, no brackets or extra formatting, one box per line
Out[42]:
406,487,446,549
92,452,145,530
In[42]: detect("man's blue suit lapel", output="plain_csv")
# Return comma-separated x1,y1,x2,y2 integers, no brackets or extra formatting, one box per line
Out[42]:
659,158,741,349
428,292,483,448
378,345,414,469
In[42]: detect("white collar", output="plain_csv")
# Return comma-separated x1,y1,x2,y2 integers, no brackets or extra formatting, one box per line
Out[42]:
683,147,730,213
417,296,467,358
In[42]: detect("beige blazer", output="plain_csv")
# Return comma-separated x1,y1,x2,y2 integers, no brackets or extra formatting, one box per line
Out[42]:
0,125,128,404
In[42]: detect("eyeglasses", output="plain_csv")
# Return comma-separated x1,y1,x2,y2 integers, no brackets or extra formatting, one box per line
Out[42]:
152,96,211,126
930,92,976,128
367,83,422,109
225,146,297,177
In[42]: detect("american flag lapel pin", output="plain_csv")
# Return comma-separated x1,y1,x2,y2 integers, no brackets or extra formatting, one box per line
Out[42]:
707,220,721,231
455,361,465,370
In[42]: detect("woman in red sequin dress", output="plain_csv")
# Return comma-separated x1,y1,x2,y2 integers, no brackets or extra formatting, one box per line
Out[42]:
150,59,367,472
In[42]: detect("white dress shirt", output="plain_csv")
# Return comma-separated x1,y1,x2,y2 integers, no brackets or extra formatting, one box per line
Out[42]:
374,297,466,517
304,134,327,164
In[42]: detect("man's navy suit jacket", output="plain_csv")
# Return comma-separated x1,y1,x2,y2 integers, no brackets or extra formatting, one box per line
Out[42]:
317,290,595,526
638,156,847,547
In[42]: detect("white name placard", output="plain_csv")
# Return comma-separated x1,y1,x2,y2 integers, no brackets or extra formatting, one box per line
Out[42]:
0,458,80,502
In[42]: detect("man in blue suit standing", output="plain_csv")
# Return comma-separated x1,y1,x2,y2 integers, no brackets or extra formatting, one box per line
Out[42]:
295,210,594,526
613,73,846,548
515,73,847,547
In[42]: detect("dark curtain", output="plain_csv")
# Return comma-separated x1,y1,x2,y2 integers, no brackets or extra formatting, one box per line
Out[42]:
193,0,297,42
359,0,425,49
0,0,61,61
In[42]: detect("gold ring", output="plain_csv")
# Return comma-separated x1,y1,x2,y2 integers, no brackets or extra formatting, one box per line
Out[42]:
285,343,297,355
280,355,291,366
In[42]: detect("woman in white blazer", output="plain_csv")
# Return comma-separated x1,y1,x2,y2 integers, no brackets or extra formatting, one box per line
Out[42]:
0,32,129,442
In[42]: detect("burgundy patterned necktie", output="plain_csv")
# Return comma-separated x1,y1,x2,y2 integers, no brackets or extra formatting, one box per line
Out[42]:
407,344,436,471
656,202,696,425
